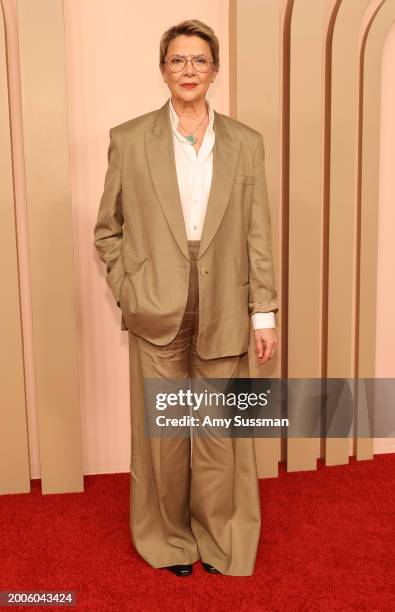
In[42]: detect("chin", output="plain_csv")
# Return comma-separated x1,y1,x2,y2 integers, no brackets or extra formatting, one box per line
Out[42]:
178,88,201,98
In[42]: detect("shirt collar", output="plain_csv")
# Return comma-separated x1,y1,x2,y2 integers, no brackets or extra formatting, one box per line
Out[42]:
168,97,214,140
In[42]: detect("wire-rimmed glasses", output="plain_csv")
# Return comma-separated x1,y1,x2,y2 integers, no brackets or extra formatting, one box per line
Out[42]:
163,54,214,73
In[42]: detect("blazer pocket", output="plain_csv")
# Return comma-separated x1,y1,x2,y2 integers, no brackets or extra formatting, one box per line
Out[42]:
234,174,255,185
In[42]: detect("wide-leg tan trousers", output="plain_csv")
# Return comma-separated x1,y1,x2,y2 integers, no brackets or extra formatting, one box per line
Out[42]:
127,240,261,576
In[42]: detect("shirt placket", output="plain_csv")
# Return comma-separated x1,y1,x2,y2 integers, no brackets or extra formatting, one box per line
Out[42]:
188,145,200,237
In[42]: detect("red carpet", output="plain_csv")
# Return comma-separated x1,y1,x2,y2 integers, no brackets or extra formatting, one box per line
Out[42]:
1,453,394,611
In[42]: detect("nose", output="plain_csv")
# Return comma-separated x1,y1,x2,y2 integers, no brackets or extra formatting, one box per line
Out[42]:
183,58,197,74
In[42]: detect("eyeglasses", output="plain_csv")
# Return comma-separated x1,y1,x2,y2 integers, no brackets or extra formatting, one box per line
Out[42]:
163,54,214,73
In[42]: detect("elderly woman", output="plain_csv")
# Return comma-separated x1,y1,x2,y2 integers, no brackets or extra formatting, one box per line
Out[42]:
94,19,278,577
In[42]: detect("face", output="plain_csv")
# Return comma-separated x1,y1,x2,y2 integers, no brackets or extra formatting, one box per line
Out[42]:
161,34,217,103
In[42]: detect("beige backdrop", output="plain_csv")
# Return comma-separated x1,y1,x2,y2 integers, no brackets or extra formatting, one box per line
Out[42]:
1,0,394,495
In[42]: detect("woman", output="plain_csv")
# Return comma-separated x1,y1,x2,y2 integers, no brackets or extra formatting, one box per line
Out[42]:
94,19,278,577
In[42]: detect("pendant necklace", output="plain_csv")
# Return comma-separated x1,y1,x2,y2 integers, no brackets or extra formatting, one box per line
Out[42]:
178,106,208,145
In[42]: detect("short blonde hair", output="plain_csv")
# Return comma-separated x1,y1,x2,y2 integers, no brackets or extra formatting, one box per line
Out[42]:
159,19,220,72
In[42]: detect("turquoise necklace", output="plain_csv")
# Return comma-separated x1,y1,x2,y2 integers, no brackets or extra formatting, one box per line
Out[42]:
178,107,208,145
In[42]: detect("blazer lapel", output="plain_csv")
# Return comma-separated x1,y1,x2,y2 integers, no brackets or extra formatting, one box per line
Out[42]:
198,114,241,260
145,98,241,261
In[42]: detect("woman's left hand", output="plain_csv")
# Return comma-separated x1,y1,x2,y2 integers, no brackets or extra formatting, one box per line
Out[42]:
254,329,277,365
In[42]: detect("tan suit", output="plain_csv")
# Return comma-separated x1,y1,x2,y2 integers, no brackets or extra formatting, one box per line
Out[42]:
94,98,278,360
94,99,279,576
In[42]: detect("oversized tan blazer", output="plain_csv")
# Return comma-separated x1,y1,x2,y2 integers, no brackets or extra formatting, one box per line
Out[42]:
94,98,278,360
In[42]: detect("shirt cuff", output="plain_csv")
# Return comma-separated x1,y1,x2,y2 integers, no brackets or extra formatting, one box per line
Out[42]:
251,311,276,329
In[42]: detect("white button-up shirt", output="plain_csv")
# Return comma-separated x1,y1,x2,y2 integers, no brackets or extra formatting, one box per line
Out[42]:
168,97,275,330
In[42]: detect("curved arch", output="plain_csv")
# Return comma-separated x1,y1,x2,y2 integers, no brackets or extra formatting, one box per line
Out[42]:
354,0,395,458
0,0,30,494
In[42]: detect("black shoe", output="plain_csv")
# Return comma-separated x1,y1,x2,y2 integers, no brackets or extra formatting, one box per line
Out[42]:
164,564,193,577
201,561,220,574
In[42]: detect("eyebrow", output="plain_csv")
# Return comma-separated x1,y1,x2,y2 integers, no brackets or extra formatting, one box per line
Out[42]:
171,53,207,57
